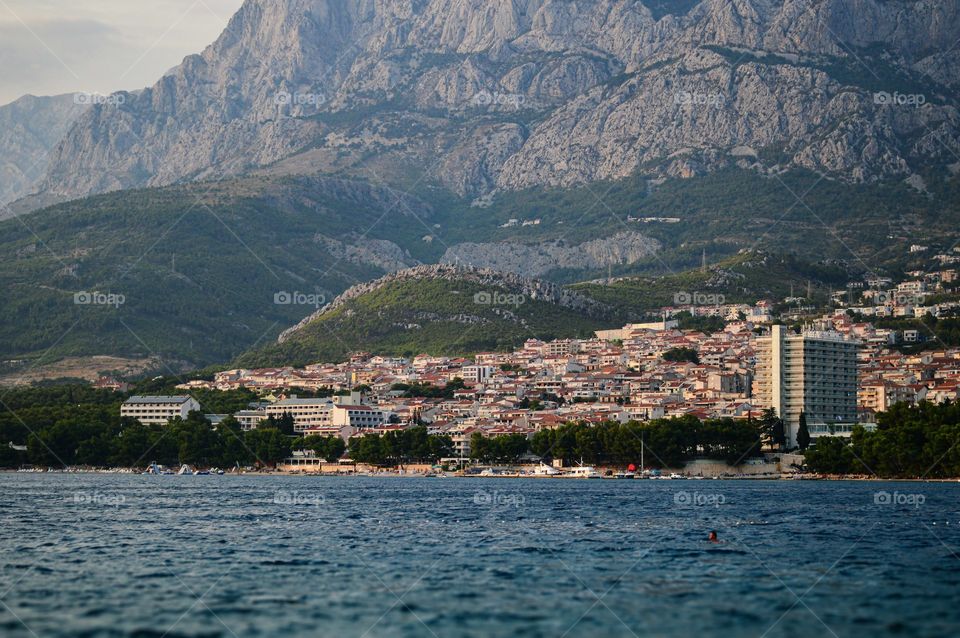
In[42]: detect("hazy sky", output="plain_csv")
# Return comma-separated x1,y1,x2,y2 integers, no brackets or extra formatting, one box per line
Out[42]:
0,0,245,105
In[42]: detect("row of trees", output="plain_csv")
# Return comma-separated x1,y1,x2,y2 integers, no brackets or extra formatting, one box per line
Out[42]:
301,434,347,461
468,417,768,467
18,412,294,469
348,426,453,466
527,418,765,467
470,433,530,463
804,401,960,478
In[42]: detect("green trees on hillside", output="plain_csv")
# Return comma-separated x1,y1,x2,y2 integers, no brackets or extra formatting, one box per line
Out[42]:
394,379,466,399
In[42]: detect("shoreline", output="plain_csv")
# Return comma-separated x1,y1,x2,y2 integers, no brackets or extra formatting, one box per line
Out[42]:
4,469,960,482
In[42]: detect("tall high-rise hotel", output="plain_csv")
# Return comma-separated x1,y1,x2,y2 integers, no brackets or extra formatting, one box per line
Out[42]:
754,325,859,446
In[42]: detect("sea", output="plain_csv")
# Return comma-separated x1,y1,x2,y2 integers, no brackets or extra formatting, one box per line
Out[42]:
0,475,957,637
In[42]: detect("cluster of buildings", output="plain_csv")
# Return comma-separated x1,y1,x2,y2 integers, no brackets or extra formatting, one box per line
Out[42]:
833,270,960,320
113,311,950,459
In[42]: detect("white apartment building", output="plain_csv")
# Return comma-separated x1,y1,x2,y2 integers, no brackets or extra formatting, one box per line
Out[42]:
266,398,334,433
754,325,859,446
121,396,202,425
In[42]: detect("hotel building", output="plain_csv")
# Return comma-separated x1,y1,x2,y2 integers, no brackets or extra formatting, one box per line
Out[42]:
121,396,202,425
754,325,859,446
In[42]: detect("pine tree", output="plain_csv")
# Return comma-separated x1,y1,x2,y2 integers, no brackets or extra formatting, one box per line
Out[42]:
797,411,811,451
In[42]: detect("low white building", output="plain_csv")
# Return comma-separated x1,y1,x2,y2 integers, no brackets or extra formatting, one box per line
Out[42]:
121,396,202,425
331,404,387,429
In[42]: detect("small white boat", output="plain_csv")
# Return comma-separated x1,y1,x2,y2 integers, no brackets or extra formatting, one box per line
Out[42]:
565,466,602,479
532,463,562,477
177,464,194,475
614,471,637,479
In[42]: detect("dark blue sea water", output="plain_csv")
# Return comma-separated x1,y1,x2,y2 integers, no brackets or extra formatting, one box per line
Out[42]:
0,475,958,637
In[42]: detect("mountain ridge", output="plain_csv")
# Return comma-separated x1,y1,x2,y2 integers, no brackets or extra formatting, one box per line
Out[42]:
28,0,960,205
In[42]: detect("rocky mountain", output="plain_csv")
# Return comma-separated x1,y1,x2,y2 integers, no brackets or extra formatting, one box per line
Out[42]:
33,0,960,204
0,94,88,209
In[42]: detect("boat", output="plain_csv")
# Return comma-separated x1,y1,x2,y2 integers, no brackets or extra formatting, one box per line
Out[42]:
193,469,211,475
565,465,602,479
532,463,562,477
177,464,194,475
668,473,686,480
614,471,637,479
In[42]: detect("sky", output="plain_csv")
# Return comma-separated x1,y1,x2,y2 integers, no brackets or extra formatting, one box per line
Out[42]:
0,0,245,105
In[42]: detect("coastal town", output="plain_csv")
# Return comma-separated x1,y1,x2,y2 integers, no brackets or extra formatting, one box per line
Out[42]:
92,264,957,476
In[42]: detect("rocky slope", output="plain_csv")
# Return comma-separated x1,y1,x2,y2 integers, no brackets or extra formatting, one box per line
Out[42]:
33,0,960,204
0,94,88,208
440,231,661,277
